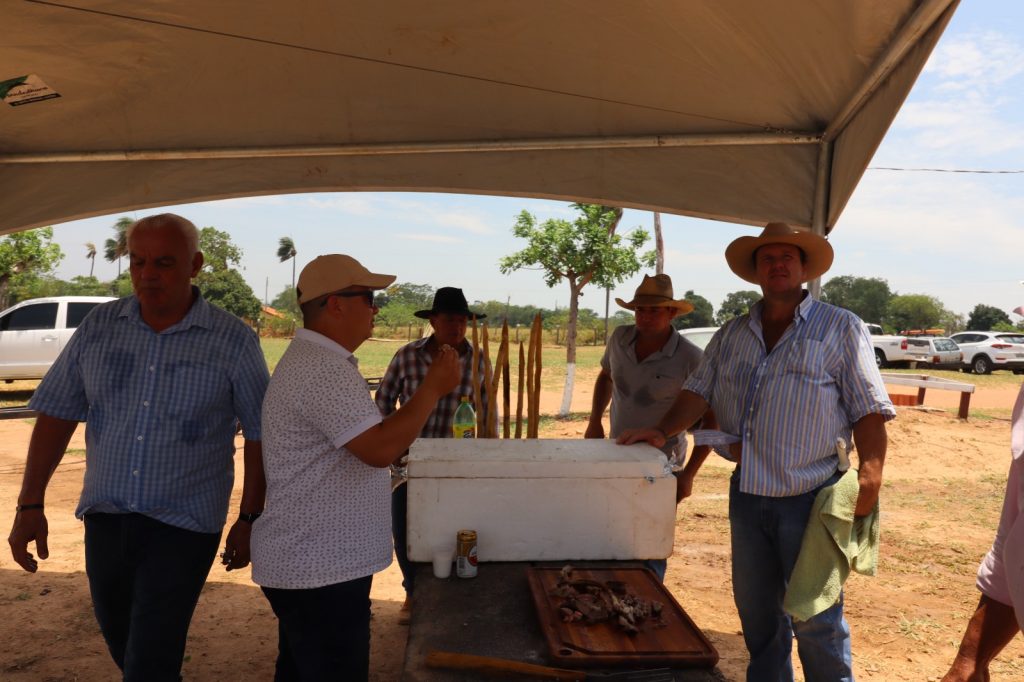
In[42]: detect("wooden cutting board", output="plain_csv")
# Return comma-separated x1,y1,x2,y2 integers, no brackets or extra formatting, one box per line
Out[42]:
526,566,719,669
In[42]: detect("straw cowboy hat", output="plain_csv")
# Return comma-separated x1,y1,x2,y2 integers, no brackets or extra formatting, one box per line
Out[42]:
414,287,486,320
724,222,834,284
615,274,694,316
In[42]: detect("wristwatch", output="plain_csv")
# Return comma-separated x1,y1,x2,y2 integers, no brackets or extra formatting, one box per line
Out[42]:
238,511,262,523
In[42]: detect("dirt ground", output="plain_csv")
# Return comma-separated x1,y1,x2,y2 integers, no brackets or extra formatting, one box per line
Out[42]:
2,380,1024,681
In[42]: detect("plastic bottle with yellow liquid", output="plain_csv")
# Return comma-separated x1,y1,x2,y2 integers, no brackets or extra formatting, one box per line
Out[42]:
452,396,476,438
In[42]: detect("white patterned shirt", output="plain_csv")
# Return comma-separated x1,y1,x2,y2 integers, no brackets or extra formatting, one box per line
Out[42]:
252,328,392,589
684,294,895,497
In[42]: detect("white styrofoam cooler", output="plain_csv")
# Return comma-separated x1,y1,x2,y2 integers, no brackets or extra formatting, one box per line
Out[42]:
405,438,675,562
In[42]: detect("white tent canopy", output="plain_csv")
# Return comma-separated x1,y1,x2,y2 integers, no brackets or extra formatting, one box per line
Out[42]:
1,0,958,237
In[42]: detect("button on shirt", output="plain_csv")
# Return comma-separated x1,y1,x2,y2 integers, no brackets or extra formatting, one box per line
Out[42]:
601,325,704,468
252,328,392,589
683,294,895,497
28,293,269,533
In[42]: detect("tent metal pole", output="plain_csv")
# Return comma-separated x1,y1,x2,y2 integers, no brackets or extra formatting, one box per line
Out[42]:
823,0,957,141
808,140,833,300
0,131,820,164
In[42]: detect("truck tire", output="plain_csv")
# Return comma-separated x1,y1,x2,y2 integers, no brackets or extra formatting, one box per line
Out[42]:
874,349,886,369
972,355,993,375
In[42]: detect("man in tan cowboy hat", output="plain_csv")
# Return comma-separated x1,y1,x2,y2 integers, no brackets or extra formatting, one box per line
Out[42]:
585,273,716,581
252,256,460,680
620,223,893,680
375,287,490,619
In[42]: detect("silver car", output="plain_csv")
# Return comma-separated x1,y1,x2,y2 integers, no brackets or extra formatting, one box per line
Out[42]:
950,331,1024,375
0,296,115,381
905,337,962,370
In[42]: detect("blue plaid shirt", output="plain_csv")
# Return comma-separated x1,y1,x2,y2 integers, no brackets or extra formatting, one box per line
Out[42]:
684,293,895,497
29,291,269,533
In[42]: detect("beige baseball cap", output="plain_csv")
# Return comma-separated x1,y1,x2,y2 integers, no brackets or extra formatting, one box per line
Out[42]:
295,254,396,304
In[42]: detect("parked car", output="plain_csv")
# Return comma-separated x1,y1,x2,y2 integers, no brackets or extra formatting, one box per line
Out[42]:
0,296,115,381
905,337,962,370
863,322,913,368
678,326,719,351
949,331,1024,375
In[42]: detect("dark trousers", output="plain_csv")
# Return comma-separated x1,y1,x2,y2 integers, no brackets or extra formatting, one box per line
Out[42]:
261,575,374,682
391,483,414,594
83,512,220,682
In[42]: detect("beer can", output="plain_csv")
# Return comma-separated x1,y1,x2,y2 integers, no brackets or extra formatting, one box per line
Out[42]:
455,529,478,578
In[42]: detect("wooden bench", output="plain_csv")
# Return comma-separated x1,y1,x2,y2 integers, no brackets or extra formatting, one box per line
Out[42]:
880,373,975,419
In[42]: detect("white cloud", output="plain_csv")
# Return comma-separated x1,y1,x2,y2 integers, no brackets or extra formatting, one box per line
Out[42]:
398,233,462,243
432,211,494,235
925,32,1024,89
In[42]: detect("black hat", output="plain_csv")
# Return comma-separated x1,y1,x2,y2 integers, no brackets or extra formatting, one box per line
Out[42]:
414,287,486,320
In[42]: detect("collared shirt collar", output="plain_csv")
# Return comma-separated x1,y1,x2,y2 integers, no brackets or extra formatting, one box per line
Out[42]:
749,290,814,326
622,324,680,357
118,286,215,333
295,327,358,365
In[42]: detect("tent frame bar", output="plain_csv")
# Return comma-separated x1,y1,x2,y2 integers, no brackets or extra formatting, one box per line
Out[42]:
0,131,821,164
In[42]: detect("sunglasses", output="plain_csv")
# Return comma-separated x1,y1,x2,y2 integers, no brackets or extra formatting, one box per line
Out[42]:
320,290,376,307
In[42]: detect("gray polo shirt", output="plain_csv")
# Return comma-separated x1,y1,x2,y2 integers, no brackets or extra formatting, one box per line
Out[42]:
601,324,704,469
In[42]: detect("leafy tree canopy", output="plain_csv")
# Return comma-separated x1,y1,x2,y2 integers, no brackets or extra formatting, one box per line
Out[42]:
193,227,260,321
821,275,893,323
0,227,65,307
966,303,1011,331
884,294,948,333
270,285,301,318
716,290,761,325
674,290,715,329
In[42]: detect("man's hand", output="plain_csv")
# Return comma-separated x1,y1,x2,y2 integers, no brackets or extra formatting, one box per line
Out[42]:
8,509,49,573
422,345,461,397
616,428,666,449
221,519,253,571
584,422,605,439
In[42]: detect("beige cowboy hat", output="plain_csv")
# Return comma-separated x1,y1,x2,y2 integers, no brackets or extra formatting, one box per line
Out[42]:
615,274,694,316
724,222,834,284
296,254,395,304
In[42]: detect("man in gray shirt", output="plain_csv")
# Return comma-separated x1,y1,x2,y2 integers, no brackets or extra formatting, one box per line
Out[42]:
585,274,715,580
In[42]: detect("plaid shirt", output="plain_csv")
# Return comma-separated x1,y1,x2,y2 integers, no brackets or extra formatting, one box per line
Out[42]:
375,336,490,441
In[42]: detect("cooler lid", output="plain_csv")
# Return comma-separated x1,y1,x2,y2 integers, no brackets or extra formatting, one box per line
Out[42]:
406,438,670,479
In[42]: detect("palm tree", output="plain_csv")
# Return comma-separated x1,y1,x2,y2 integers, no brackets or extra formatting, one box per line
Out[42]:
103,216,133,277
277,236,297,290
85,241,97,277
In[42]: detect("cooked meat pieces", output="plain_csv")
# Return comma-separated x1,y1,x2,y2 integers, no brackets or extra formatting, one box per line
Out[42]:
549,565,664,634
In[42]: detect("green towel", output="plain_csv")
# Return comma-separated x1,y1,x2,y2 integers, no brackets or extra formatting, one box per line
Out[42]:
783,468,879,622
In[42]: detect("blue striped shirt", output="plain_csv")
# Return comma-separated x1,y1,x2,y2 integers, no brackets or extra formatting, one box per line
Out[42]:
684,294,894,497
29,291,270,533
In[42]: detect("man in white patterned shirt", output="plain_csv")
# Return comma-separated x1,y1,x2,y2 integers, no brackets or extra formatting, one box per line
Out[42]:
253,255,459,681
375,287,489,618
621,223,894,682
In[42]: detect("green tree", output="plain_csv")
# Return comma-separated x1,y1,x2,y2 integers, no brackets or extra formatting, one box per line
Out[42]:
194,227,260,321
85,241,97,278
377,282,435,310
821,275,893,323
966,304,1011,331
103,216,132,277
277,236,297,290
0,226,65,308
884,294,947,333
674,290,715,330
499,203,655,416
716,290,762,325
269,285,301,318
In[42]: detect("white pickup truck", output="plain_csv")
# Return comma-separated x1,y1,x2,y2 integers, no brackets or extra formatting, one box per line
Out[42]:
863,323,912,369
0,295,115,381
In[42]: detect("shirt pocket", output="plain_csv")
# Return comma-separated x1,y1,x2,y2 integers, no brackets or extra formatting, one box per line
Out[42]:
649,372,685,402
783,339,827,381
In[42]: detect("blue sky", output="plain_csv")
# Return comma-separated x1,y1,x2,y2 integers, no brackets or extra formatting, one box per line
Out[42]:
42,3,1024,320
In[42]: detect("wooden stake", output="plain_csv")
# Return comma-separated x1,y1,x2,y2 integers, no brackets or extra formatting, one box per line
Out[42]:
471,315,481,435
530,313,543,438
488,325,507,439
501,321,511,439
481,323,495,438
515,342,525,439
525,324,536,439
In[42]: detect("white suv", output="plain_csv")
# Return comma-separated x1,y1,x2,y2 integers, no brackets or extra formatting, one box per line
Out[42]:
0,296,115,381
949,331,1024,375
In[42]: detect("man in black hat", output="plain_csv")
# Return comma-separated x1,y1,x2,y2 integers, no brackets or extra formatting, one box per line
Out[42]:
374,287,490,619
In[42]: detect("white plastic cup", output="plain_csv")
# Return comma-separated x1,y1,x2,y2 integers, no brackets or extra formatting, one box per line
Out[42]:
432,550,453,579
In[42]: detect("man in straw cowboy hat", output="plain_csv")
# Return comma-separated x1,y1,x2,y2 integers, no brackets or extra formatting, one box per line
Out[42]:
620,223,894,681
585,273,716,581
252,256,460,680
375,287,490,619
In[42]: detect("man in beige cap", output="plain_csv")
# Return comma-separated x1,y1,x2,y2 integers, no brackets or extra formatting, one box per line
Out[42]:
251,255,460,681
620,223,893,681
585,274,714,581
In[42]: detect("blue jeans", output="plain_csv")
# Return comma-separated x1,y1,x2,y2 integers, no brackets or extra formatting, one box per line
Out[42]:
262,575,373,682
644,559,667,582
84,512,220,682
729,471,853,682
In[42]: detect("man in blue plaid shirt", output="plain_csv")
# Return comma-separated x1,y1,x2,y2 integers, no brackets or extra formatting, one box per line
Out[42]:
375,287,489,618
8,213,269,681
